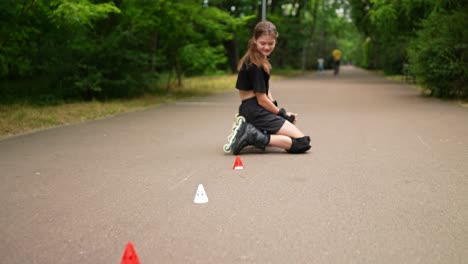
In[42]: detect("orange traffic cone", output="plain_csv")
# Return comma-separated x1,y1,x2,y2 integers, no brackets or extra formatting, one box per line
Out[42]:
121,242,140,264
232,155,244,170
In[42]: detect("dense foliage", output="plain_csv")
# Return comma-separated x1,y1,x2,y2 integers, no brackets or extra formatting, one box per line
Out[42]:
408,2,467,98
349,0,467,99
0,0,240,101
0,0,361,102
1,0,465,102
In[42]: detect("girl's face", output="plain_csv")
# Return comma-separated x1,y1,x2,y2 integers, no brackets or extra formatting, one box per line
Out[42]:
254,34,276,57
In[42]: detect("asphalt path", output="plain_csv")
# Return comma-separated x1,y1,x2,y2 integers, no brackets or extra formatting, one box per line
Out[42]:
1,66,467,263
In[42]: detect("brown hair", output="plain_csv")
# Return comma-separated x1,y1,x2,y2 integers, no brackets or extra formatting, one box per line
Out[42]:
237,21,278,74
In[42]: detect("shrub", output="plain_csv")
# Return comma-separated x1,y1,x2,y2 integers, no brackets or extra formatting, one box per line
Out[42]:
408,9,468,99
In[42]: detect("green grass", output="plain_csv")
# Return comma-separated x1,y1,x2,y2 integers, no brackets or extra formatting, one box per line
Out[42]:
0,97,165,138
0,70,305,139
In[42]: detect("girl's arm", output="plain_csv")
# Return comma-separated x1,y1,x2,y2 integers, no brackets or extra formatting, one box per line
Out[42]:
267,90,275,102
257,92,279,114
257,92,298,124
268,90,279,107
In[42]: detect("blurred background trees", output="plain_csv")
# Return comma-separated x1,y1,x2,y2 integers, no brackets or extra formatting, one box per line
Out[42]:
349,0,467,99
1,0,466,102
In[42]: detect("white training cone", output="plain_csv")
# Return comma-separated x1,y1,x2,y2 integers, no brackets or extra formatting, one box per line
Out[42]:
193,184,208,204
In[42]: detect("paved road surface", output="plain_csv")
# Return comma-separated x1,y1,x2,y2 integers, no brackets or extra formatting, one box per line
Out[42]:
1,66,467,263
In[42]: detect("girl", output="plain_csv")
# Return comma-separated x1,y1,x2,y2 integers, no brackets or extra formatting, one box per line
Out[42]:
223,21,311,155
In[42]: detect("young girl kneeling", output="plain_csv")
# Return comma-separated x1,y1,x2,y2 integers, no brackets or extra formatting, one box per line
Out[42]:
224,21,311,155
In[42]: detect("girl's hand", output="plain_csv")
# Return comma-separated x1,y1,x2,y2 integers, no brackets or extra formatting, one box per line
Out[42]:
288,112,298,125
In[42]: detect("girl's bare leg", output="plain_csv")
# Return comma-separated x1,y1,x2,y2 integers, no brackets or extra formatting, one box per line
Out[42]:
268,121,306,151
276,121,304,138
269,135,292,150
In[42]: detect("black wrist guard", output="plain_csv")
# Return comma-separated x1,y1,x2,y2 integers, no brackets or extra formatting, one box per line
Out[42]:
278,108,295,123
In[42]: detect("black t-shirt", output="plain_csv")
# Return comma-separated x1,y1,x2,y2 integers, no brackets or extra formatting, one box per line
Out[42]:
235,61,270,95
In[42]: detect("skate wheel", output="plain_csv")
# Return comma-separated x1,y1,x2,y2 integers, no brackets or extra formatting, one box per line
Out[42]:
232,117,245,131
228,132,237,143
232,124,242,132
223,144,231,153
236,115,246,122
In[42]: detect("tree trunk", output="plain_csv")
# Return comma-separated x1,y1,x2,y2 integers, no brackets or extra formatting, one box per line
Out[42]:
151,32,159,72
175,60,183,88
224,40,239,73
310,0,320,37
270,0,279,14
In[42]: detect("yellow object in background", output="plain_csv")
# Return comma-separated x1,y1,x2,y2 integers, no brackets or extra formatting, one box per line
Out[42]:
332,49,342,61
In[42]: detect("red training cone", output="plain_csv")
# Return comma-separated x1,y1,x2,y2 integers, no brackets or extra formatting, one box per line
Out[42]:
233,155,244,170
121,242,140,264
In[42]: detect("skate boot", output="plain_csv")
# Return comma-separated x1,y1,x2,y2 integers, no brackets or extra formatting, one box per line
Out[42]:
229,122,270,155
223,114,246,153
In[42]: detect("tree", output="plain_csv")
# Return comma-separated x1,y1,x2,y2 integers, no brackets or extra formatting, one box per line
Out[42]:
408,1,468,99
349,0,433,73
349,0,467,99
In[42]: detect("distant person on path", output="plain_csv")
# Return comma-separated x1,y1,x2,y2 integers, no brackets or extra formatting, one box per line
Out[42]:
332,48,342,76
317,56,325,73
223,21,311,155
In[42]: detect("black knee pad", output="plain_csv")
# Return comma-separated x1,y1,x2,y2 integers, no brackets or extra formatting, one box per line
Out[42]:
288,136,311,154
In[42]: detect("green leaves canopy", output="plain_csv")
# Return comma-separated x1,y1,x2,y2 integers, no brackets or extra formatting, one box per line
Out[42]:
350,0,468,99
1,0,464,101
0,0,241,100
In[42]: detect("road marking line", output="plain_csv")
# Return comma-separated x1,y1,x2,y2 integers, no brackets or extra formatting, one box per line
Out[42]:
169,170,196,191
416,134,431,149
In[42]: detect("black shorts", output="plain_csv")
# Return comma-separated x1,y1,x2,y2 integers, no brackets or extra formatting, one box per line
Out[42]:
238,97,285,134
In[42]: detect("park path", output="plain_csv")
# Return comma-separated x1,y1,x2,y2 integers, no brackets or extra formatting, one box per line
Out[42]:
1,66,467,263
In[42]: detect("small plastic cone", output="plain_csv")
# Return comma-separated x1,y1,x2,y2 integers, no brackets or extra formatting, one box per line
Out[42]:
193,184,208,204
233,155,244,170
121,242,140,264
